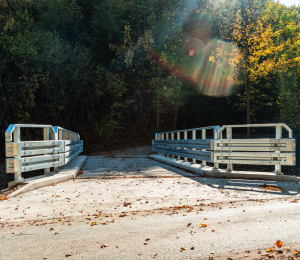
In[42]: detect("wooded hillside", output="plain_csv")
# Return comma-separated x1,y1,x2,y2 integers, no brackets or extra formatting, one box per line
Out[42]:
0,0,299,148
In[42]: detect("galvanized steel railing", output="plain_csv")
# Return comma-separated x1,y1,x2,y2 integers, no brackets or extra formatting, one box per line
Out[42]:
153,124,296,175
5,124,83,182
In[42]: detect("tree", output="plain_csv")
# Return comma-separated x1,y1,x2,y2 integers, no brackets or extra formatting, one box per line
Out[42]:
231,0,268,136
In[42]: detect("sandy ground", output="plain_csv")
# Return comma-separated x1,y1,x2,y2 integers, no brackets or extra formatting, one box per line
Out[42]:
1,147,300,260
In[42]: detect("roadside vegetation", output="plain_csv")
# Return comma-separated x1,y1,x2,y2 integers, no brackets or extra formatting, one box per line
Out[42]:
0,0,299,150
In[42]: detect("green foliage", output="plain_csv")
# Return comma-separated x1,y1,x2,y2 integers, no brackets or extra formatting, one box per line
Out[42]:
1,0,300,148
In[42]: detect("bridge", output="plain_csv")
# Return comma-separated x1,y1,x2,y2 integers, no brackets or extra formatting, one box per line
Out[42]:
4,123,297,189
1,123,300,259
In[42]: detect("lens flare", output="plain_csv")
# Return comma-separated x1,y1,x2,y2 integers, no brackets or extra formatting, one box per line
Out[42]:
189,38,240,97
189,49,195,56
146,11,241,97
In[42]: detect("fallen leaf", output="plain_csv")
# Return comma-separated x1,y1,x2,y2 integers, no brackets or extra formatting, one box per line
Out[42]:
190,247,195,250
181,247,186,250
266,248,274,252
276,240,283,248
187,223,191,227
200,223,207,227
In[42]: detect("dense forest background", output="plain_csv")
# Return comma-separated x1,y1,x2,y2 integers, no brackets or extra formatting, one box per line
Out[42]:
0,0,300,151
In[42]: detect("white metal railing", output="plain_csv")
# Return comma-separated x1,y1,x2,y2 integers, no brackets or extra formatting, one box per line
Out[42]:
153,124,296,175
5,124,83,182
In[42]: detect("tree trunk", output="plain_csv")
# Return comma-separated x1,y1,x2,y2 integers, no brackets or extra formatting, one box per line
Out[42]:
174,104,179,129
245,44,250,138
157,93,160,132
157,68,162,132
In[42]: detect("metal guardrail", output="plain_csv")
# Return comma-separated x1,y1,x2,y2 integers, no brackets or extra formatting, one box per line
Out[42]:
5,124,83,182
153,124,296,175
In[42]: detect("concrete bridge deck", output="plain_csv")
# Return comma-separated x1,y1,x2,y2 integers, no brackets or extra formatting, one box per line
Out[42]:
1,147,300,259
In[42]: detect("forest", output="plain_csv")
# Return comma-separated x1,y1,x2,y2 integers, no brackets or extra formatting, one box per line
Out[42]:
0,0,299,150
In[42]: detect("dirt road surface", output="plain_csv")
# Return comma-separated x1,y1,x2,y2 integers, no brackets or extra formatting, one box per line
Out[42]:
1,147,300,260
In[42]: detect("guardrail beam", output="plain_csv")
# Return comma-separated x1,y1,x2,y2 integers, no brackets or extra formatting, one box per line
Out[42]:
154,124,296,176
5,124,83,181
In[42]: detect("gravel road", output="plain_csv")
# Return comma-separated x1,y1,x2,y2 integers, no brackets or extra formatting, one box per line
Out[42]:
0,147,300,260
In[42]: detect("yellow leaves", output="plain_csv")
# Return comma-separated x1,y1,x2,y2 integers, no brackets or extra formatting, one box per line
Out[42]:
266,248,274,253
208,56,215,62
180,247,186,250
200,223,207,227
259,184,283,192
0,195,8,201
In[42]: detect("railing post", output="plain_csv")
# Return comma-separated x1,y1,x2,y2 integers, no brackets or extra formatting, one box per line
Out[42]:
177,132,180,160
192,130,196,163
13,127,23,181
213,128,219,170
202,129,206,167
44,127,51,175
54,128,59,173
275,125,282,175
226,127,233,172
184,131,187,162
166,133,169,157
171,132,174,159
161,133,165,156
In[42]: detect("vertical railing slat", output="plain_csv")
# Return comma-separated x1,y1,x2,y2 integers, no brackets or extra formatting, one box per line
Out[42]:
177,132,180,160
202,129,206,167
192,130,196,163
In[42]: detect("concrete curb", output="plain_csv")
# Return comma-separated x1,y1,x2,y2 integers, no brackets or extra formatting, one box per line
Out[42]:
149,154,300,182
8,156,87,197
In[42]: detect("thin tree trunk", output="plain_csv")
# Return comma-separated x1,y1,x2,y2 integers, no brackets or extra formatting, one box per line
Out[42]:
157,93,160,132
174,104,179,129
157,68,162,132
245,44,250,138
138,0,141,38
